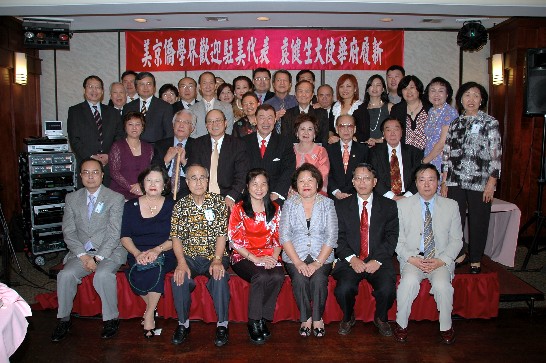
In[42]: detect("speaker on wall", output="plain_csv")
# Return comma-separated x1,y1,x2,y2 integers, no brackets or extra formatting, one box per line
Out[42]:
524,48,546,116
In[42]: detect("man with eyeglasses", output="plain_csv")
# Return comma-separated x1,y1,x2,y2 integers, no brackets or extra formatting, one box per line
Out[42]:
190,71,234,138
242,104,295,207
252,68,275,104
152,109,196,199
173,77,199,113
332,162,398,338
123,71,173,143
188,109,248,209
67,75,124,187
326,115,369,200
51,158,126,342
265,70,298,133
170,163,231,347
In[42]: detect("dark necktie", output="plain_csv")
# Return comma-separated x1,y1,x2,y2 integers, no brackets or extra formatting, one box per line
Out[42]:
424,202,435,259
92,105,103,145
390,149,402,195
141,101,147,117
359,201,369,260
260,139,267,158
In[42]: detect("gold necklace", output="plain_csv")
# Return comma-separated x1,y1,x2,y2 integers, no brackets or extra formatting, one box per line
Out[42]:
408,101,422,117
145,195,160,215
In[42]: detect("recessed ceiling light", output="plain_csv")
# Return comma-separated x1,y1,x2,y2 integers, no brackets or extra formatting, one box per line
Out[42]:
380,17,393,22
134,18,147,23
206,17,228,22
257,16,270,21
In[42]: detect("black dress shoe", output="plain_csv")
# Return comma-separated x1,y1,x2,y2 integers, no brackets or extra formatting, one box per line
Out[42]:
393,323,408,343
51,320,72,342
101,318,120,339
373,317,392,337
214,326,229,347
172,325,190,345
247,320,265,345
440,327,456,344
259,318,271,340
338,314,356,335
470,266,481,274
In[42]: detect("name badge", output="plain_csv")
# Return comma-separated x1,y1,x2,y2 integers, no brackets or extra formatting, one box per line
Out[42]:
204,209,215,222
95,202,104,214
470,124,481,134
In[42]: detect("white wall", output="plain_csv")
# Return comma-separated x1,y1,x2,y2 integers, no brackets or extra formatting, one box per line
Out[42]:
39,30,489,124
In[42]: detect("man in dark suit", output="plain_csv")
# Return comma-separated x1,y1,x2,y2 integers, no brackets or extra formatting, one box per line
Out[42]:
173,77,198,113
51,158,125,342
242,104,296,205
316,84,336,141
281,80,329,146
67,75,124,187
333,163,398,337
109,82,126,115
152,109,195,200
369,118,423,200
327,115,369,199
123,71,173,143
188,109,248,208
121,70,138,103
253,68,275,104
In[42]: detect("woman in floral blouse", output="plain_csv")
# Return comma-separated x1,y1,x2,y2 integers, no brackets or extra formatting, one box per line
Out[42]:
441,82,502,274
228,168,283,345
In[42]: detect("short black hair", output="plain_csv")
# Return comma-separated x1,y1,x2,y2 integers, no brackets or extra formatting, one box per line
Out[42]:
425,77,454,105
397,75,424,98
138,164,171,197
83,75,103,90
233,75,254,91
256,103,275,114
455,81,489,115
252,68,271,79
135,72,156,87
121,70,137,81
413,163,440,181
296,70,315,82
291,163,323,192
159,83,179,98
380,118,404,132
353,163,377,178
273,69,292,84
80,157,104,173
386,65,406,76
198,71,216,84
216,83,234,100
295,80,314,93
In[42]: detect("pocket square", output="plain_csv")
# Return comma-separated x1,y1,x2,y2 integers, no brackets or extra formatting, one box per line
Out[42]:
273,158,281,161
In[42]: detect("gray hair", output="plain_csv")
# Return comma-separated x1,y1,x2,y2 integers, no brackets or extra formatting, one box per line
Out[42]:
109,81,126,93
172,109,197,129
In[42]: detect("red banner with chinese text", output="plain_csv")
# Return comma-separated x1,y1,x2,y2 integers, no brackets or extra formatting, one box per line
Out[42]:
125,29,403,72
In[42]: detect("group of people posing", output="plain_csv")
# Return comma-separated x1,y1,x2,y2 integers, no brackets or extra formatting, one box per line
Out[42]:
53,65,502,348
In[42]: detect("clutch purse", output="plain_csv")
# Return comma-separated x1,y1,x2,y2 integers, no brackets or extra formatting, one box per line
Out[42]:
136,253,165,271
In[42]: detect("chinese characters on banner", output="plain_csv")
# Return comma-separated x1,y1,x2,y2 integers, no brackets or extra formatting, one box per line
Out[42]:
126,29,403,71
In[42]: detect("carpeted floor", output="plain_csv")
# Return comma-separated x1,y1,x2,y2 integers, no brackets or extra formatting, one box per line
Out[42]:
1,244,545,308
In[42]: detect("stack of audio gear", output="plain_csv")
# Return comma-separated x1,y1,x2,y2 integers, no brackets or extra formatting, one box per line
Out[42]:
19,150,75,265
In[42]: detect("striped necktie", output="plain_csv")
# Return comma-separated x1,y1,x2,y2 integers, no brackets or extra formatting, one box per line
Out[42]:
92,105,103,145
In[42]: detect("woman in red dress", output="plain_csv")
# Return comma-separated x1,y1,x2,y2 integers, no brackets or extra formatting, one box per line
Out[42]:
228,168,284,345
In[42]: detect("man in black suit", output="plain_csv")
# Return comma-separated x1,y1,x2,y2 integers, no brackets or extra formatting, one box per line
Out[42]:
333,163,398,337
242,104,296,206
188,109,248,208
123,71,173,144
109,82,126,115
253,68,275,104
152,109,195,199
173,77,198,113
316,84,336,140
281,80,329,146
121,70,138,103
327,115,369,199
67,75,124,187
369,118,423,200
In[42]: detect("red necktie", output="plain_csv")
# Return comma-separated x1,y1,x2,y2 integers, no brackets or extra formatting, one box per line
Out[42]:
390,149,402,195
342,144,350,173
359,201,369,260
260,139,267,158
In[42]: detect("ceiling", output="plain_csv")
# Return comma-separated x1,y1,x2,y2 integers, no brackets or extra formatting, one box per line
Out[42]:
1,0,545,32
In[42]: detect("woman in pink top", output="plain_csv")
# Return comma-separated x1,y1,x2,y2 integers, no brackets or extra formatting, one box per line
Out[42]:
293,114,330,196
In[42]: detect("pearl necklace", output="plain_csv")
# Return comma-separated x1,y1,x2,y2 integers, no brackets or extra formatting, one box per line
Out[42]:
369,103,383,132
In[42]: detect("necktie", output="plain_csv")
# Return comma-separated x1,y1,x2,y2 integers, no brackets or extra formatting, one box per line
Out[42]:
209,141,220,194
342,144,350,173
301,110,305,114
390,149,402,195
423,202,435,259
88,195,96,220
92,106,103,145
260,139,267,158
171,142,184,192
259,94,264,104
141,101,147,116
205,101,212,112
359,201,369,260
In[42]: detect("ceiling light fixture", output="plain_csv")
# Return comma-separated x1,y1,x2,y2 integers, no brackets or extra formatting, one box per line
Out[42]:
380,18,393,22
257,17,270,21
134,18,147,23
206,17,228,22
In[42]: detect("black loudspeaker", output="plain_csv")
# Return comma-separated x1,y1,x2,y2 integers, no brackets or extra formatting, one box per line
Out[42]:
524,48,546,116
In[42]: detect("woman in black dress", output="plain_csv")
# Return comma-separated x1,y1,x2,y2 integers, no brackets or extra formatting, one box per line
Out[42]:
121,165,177,338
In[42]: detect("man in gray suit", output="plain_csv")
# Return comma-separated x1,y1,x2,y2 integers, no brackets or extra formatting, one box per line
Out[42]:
190,72,234,137
51,158,126,342
394,163,462,345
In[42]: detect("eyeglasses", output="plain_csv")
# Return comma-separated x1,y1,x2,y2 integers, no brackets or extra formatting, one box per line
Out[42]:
188,175,208,183
179,85,195,89
174,119,193,125
353,176,374,182
85,85,102,90
338,124,355,129
81,170,101,176
254,77,270,82
137,82,153,87
206,119,225,124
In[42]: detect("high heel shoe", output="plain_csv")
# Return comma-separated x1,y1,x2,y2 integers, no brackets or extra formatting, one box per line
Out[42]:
455,254,469,268
143,328,156,339
313,320,325,338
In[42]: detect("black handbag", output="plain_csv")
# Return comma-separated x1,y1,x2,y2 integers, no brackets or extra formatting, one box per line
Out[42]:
128,253,165,293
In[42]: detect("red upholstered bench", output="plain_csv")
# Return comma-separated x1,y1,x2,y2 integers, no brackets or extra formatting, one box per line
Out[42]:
36,266,499,323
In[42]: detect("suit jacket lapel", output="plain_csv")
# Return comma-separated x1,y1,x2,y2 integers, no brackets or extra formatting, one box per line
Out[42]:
348,194,361,253
369,192,382,249
401,145,412,186
263,133,278,161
